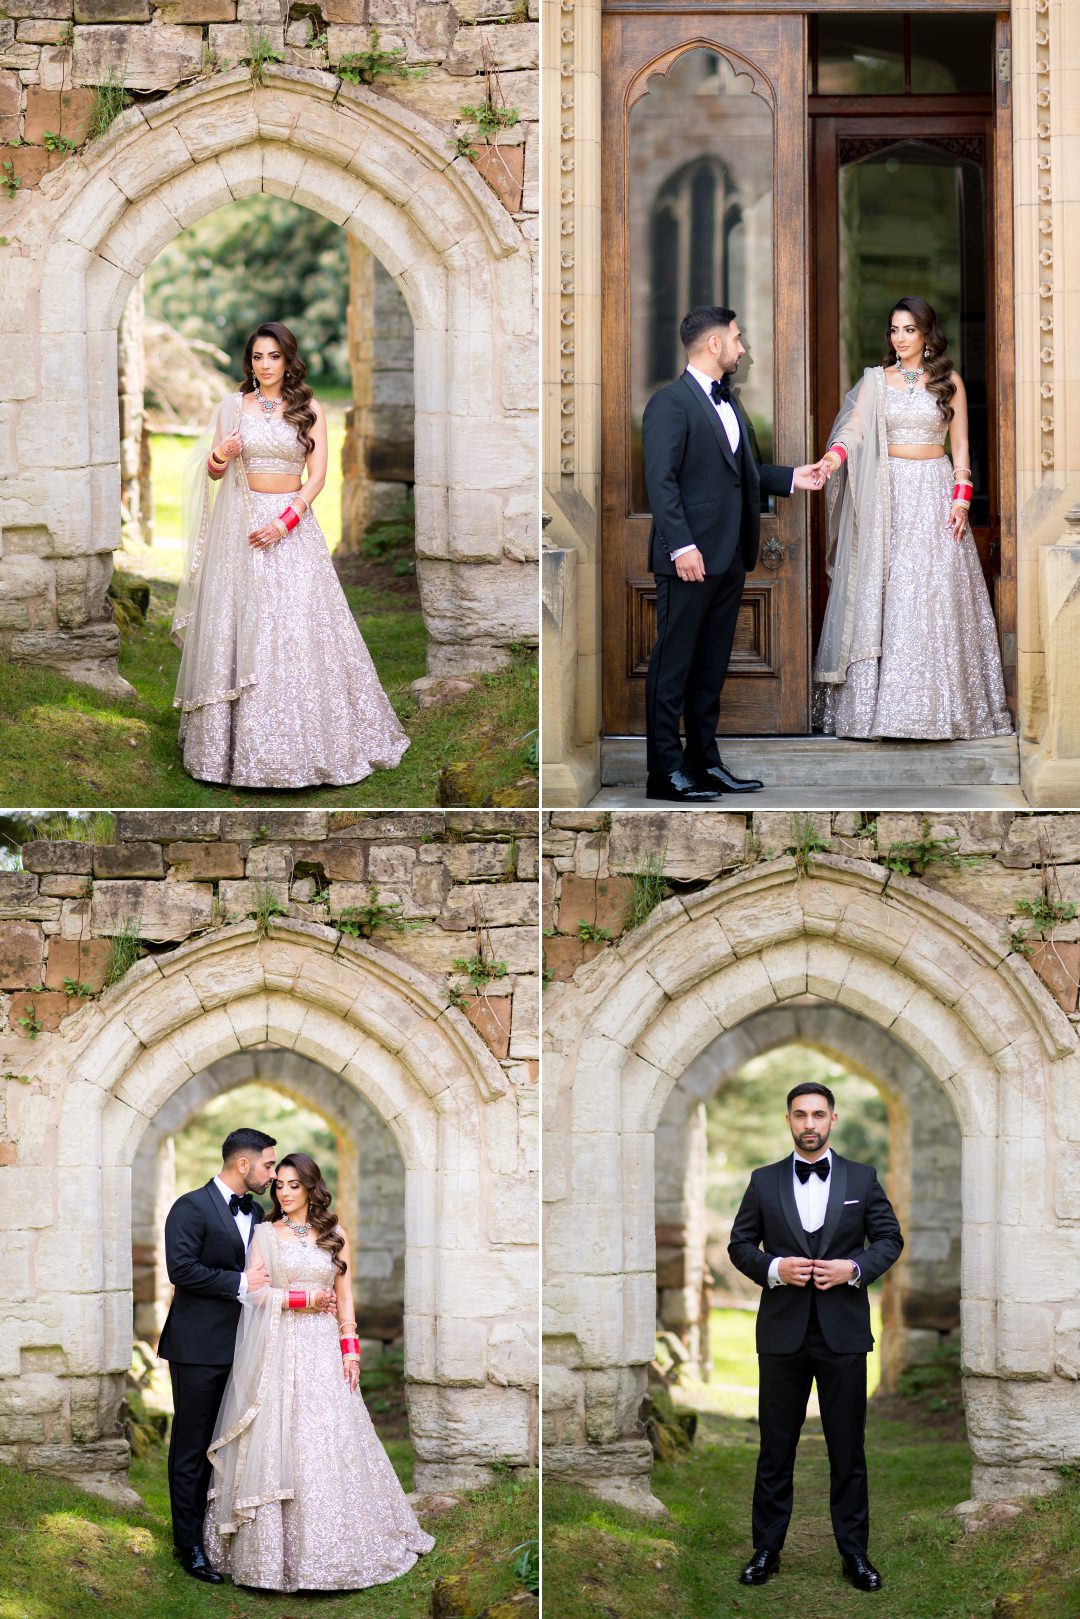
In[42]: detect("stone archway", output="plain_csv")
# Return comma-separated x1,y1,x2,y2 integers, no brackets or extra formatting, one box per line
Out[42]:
22,918,535,1500
1,66,537,691
543,852,1080,1511
654,1003,962,1389
131,1048,406,1343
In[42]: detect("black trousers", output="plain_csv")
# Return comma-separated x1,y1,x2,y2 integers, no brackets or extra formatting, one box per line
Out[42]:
751,1309,869,1558
167,1361,232,1547
645,564,746,775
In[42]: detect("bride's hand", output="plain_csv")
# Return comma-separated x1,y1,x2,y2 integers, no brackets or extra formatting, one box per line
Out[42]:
947,502,968,542
249,522,283,550
215,432,243,461
310,1287,337,1313
343,1357,359,1392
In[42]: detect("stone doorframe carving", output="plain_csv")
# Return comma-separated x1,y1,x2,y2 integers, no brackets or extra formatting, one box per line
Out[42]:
30,918,534,1499
131,1047,406,1342
655,1002,962,1388
2,66,537,691
543,853,1080,1513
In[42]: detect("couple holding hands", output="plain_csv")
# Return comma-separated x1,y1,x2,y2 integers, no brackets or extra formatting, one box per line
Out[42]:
643,299,1011,802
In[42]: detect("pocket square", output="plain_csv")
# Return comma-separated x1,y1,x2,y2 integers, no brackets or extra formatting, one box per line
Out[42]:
843,1199,859,1205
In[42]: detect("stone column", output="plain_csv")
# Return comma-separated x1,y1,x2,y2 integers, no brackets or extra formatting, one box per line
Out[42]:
340,239,415,554
117,280,147,550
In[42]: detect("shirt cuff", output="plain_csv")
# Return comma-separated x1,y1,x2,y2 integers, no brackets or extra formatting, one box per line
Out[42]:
767,1256,784,1288
669,544,698,560
847,1261,861,1288
237,1272,248,1297
789,471,795,495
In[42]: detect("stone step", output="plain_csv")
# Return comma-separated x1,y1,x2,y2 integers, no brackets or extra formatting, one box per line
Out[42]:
600,734,1023,793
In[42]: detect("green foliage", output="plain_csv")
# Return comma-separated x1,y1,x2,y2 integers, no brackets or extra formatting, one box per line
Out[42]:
63,978,94,999
454,132,480,161
360,496,416,577
338,885,415,938
16,1001,42,1039
458,97,520,142
576,920,611,943
105,916,143,987
337,28,426,85
882,816,982,878
144,194,351,389
25,810,116,844
1,160,21,199
452,951,508,990
245,26,284,84
247,882,288,937
520,728,539,772
42,130,76,153
1014,893,1077,934
508,1538,540,1594
56,20,73,45
624,853,667,932
86,69,129,143
783,813,830,874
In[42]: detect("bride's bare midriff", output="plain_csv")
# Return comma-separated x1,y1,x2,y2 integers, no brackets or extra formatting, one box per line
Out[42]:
887,445,945,460
247,475,304,493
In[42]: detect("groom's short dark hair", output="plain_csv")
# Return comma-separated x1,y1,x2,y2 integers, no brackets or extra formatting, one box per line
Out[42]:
680,305,737,351
222,1128,277,1163
786,1081,836,1112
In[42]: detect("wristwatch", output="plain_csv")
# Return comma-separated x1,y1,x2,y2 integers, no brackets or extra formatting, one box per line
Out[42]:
847,1261,861,1288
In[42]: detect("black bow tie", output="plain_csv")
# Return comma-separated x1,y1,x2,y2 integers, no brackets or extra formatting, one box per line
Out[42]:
710,376,733,404
228,1192,255,1215
795,1158,829,1184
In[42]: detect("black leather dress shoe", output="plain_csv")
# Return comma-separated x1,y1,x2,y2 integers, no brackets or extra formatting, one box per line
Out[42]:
175,1543,224,1583
842,1552,883,1591
645,770,721,802
691,761,763,793
738,1547,780,1585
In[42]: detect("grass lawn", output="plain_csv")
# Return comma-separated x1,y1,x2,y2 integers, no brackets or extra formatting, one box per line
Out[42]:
0,425,537,807
0,1443,538,1619
543,1307,1080,1619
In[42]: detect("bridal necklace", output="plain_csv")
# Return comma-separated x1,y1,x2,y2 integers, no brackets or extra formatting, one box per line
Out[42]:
283,1214,311,1245
254,383,283,419
895,359,925,396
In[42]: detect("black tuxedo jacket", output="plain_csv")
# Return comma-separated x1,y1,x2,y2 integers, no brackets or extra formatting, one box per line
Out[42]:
728,1153,903,1355
643,371,794,577
157,1181,264,1367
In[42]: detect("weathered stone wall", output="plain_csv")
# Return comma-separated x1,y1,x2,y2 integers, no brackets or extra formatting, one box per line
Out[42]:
0,808,539,1498
342,237,415,549
0,0,538,690
542,809,1080,1512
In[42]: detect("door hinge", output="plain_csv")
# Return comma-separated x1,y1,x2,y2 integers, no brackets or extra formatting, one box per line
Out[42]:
997,46,1011,86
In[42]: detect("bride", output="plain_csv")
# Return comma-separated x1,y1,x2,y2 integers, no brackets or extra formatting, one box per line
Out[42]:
813,296,1011,741
203,1152,434,1590
170,321,410,788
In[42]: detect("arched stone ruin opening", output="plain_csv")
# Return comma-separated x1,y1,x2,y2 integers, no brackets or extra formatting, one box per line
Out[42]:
131,1048,406,1348
654,1005,962,1394
543,854,1080,1512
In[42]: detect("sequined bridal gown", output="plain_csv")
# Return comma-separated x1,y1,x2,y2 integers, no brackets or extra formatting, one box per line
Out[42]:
816,383,1011,740
203,1232,433,1591
178,408,410,788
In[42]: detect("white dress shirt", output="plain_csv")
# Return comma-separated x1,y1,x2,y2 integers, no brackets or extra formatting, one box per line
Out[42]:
670,364,794,561
213,1174,253,1296
766,1147,859,1289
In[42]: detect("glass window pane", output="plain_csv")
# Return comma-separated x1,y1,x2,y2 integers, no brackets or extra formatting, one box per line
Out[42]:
816,16,905,95
910,14,995,94
837,140,989,526
629,48,774,512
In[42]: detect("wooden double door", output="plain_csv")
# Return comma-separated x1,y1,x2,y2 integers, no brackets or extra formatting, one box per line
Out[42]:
600,9,1013,737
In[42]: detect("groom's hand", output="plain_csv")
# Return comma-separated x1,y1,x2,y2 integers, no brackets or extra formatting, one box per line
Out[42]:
812,1259,856,1290
777,1256,814,1287
311,1288,337,1314
674,547,706,582
793,463,826,492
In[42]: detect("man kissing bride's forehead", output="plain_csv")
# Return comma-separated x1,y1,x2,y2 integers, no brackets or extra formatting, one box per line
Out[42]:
159,1126,432,1592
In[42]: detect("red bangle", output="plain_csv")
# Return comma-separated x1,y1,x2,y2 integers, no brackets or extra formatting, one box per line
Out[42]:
828,444,848,465
279,506,301,532
339,1336,360,1355
287,1289,307,1310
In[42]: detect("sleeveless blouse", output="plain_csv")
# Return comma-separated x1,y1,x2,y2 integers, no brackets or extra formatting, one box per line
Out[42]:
240,410,308,475
883,384,948,447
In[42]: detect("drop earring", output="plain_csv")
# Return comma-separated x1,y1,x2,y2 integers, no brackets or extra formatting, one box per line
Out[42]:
924,345,930,359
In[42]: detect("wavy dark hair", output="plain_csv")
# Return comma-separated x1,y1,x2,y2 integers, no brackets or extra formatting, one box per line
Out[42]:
240,321,317,456
270,1152,346,1276
882,296,956,426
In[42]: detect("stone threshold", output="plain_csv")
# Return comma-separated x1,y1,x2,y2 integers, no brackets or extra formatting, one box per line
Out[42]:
599,733,1022,793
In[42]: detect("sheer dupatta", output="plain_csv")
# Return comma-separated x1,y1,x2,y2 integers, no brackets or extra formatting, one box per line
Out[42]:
206,1223,295,1535
813,365,892,686
170,392,260,713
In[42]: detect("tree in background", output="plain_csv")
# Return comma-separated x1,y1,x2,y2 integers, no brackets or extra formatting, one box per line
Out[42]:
173,1083,340,1205
146,196,350,391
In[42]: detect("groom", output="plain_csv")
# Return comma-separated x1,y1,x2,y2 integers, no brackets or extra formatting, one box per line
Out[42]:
642,306,825,801
728,1083,903,1593
158,1127,277,1583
